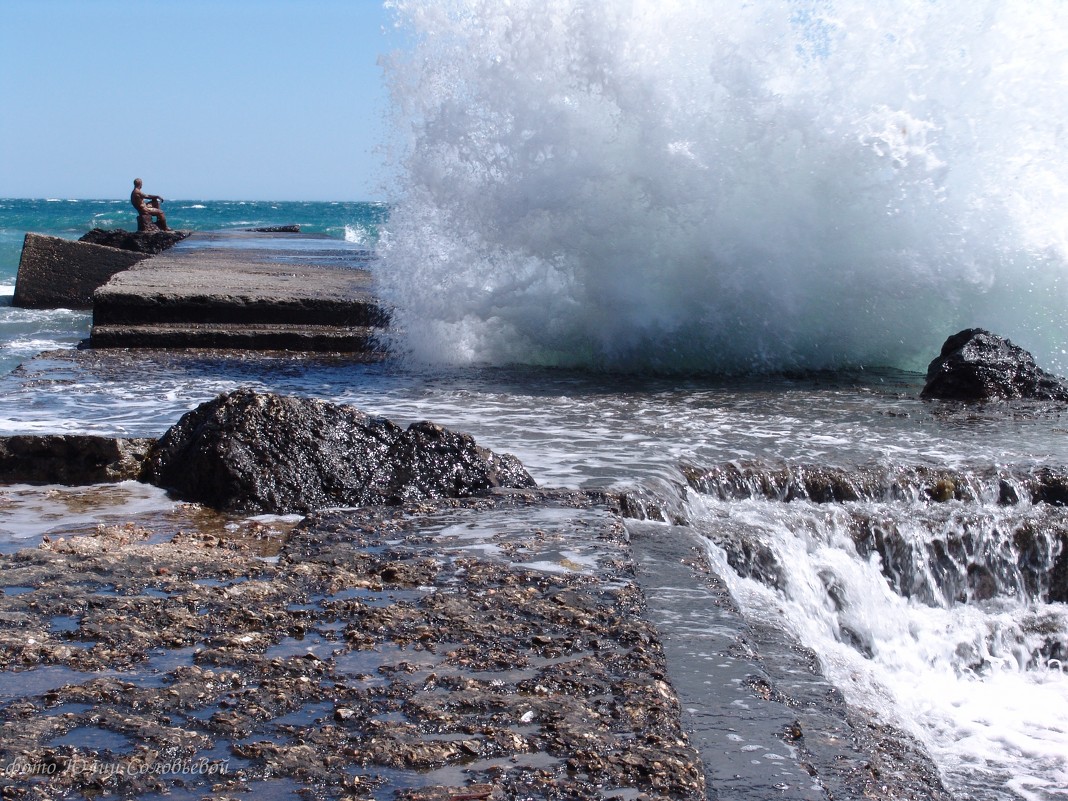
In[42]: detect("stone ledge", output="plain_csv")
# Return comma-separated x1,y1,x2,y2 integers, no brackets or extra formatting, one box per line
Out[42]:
0,435,154,485
13,234,148,309
88,323,387,353
87,231,389,355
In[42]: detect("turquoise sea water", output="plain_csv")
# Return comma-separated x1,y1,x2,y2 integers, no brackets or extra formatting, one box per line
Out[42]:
0,198,387,280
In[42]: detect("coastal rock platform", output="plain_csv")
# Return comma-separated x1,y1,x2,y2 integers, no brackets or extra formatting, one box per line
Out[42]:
88,231,389,355
0,492,704,800
0,488,950,800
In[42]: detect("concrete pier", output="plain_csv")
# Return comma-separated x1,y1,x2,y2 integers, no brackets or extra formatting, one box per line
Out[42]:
88,230,389,355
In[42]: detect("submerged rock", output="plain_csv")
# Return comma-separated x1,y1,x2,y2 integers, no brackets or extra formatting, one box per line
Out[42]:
680,461,976,504
141,388,535,513
244,225,301,233
921,328,1068,402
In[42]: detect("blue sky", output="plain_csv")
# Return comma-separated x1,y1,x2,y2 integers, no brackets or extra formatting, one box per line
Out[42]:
0,1,399,201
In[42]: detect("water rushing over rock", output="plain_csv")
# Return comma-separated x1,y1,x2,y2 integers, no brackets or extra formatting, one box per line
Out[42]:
683,455,1068,798
683,460,1068,508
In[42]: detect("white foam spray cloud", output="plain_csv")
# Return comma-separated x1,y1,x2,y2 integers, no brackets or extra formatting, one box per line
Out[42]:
378,0,1068,372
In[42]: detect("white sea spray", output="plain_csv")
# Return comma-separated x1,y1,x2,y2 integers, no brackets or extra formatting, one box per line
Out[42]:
379,0,1068,372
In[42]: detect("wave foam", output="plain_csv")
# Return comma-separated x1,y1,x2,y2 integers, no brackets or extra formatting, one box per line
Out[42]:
344,224,367,244
379,0,1068,372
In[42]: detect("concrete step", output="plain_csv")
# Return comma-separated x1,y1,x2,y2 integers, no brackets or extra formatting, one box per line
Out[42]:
88,230,391,355
88,323,388,354
92,293,388,327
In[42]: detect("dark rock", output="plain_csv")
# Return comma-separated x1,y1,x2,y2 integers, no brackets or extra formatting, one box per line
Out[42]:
1050,532,1068,604
141,389,536,513
0,435,154,485
12,233,147,309
716,531,787,591
380,420,536,504
850,507,1068,606
681,461,874,503
244,225,301,233
1030,467,1068,507
921,328,1068,402
617,481,689,525
79,228,189,255
998,478,1022,505
1013,521,1068,604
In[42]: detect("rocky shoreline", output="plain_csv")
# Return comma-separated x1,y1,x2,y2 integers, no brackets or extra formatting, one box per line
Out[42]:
0,388,958,799
6,220,1063,799
0,490,708,800
0,484,954,801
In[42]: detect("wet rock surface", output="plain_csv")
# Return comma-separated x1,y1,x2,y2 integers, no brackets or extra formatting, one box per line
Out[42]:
78,229,190,255
921,328,1068,402
0,436,154,486
0,491,705,801
142,389,536,514
683,459,1068,508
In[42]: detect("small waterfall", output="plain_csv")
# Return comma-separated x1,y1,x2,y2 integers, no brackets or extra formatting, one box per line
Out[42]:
684,459,1068,799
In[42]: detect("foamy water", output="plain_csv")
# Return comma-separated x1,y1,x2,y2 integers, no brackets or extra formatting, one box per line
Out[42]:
372,4,1068,794
379,0,1068,372
698,494,1068,800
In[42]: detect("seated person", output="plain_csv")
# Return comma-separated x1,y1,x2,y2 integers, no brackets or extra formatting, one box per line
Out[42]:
131,177,169,231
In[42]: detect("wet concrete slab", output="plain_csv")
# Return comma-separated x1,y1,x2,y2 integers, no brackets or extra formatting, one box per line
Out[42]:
88,231,389,353
0,491,705,800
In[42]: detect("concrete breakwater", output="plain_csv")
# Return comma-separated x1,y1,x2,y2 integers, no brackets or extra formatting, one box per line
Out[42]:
14,230,389,355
